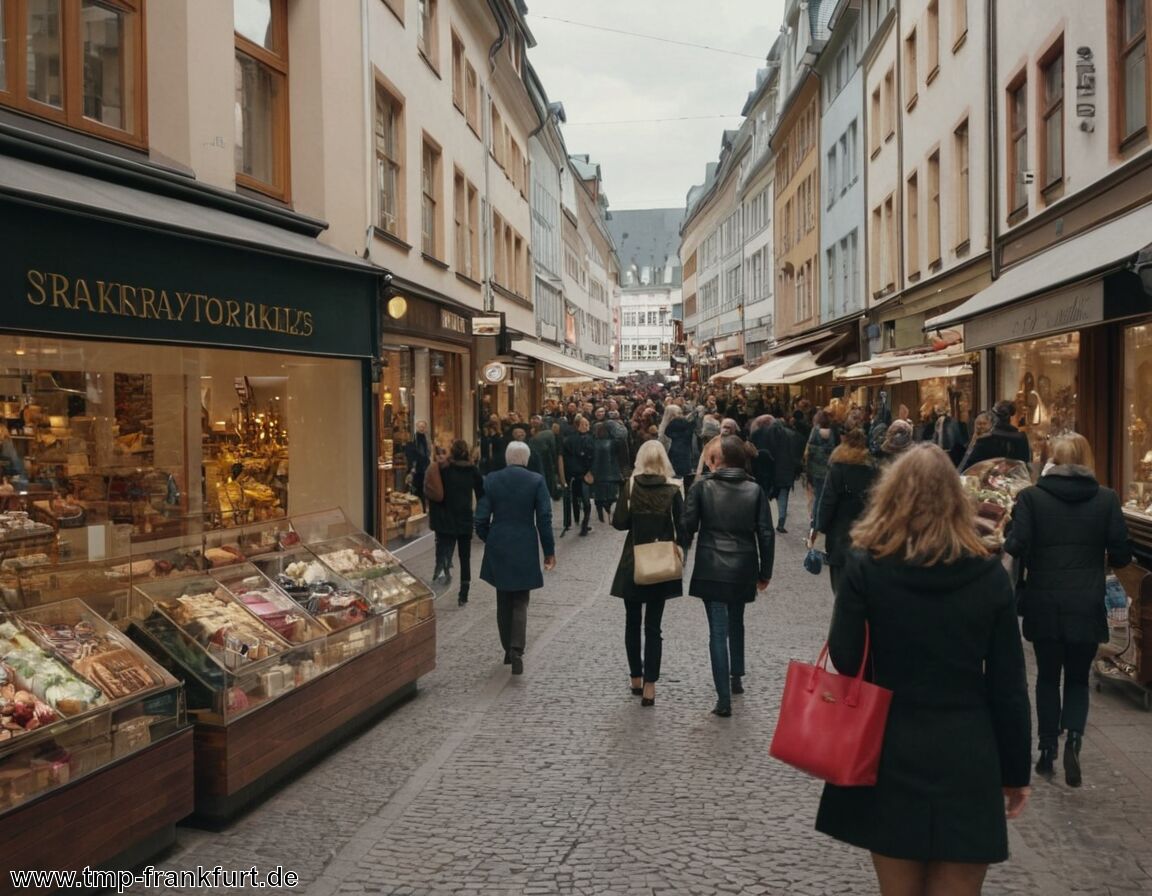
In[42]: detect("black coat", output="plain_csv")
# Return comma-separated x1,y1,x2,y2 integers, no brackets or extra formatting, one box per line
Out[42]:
959,422,1030,470
561,431,594,478
591,433,628,504
1004,466,1132,644
681,468,775,602
610,475,684,602
664,417,695,477
816,550,1031,863
429,461,484,536
816,450,879,566
763,421,800,488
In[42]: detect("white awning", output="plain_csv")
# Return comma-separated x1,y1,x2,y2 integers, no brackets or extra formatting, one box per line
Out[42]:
510,338,615,380
710,365,748,383
887,363,974,383
926,203,1152,330
734,352,820,385
783,364,835,384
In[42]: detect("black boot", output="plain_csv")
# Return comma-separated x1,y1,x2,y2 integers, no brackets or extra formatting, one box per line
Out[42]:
1035,744,1057,778
457,582,470,607
596,504,605,522
1064,731,1083,787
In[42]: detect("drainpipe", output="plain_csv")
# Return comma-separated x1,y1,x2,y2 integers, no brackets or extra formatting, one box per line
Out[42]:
987,0,999,281
486,0,509,70
361,0,374,260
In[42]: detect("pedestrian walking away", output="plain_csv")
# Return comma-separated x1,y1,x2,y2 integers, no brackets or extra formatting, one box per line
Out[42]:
474,441,557,675
592,420,628,523
427,439,484,606
610,440,684,707
560,414,595,536
811,428,878,596
1004,432,1131,787
681,435,774,717
815,444,1031,896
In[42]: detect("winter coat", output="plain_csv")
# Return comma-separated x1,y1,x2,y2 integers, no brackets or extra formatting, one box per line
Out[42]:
804,427,838,483
960,422,1031,470
591,433,628,504
610,475,685,601
475,465,555,591
561,431,594,479
480,428,508,474
1003,465,1132,644
816,445,879,567
763,421,801,488
528,428,560,496
664,417,695,477
428,461,484,536
681,468,775,602
816,549,1031,863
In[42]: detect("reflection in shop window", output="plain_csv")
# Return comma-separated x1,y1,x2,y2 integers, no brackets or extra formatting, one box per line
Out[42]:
994,332,1079,466
1124,323,1152,517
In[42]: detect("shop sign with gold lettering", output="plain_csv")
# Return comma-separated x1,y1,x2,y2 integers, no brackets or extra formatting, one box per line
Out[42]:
964,281,1104,350
440,309,467,335
2,200,375,357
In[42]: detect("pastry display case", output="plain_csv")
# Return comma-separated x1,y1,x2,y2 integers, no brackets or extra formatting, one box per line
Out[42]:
0,600,184,813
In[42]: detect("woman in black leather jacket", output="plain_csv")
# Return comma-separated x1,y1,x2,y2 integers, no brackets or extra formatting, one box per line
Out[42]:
681,435,775,716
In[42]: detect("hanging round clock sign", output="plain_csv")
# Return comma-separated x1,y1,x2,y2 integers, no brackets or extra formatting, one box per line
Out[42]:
482,361,508,384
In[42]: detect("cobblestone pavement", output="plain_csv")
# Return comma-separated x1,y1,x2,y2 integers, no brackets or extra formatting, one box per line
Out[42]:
134,493,1152,896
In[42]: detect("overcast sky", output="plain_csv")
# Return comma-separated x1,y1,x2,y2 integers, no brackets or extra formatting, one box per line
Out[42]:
526,0,788,211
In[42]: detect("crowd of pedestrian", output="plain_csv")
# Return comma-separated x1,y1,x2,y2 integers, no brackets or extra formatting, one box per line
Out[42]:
416,375,1131,896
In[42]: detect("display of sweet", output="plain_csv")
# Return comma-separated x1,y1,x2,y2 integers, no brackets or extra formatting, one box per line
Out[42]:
0,511,53,538
224,575,322,644
161,588,286,664
316,546,398,578
0,622,105,715
0,663,58,739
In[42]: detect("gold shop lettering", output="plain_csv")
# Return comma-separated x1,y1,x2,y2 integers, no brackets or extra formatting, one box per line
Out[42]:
25,269,315,337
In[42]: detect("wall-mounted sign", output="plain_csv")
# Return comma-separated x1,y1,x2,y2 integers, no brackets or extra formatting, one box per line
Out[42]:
964,281,1104,350
440,309,467,334
482,361,508,383
472,315,502,337
387,296,408,319
1076,47,1096,133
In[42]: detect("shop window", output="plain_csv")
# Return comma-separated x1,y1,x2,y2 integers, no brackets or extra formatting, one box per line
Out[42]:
1124,322,1152,518
1007,74,1028,217
0,335,364,552
375,83,404,237
0,0,145,147
1040,42,1064,191
234,0,289,200
1118,0,1148,146
994,332,1079,465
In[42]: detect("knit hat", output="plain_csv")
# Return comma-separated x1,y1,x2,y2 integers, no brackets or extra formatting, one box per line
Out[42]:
881,419,914,454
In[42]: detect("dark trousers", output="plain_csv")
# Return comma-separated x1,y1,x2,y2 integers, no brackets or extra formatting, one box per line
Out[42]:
704,600,746,705
496,589,531,658
1033,639,1097,744
624,599,667,682
434,532,472,582
563,476,591,529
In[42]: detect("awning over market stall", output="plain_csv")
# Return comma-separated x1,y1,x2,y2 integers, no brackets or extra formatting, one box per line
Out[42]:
510,338,615,380
734,352,822,385
709,365,748,383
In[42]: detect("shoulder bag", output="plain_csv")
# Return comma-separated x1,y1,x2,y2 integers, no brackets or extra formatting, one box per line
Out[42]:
424,460,445,503
633,495,684,585
769,623,893,787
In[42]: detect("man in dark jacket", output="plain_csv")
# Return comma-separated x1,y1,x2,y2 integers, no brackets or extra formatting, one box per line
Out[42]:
961,400,1031,470
429,440,484,605
475,441,557,675
681,436,774,716
763,418,801,533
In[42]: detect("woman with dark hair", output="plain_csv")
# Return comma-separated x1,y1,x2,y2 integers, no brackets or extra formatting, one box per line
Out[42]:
804,409,838,528
960,400,1032,470
681,435,774,717
1005,432,1131,787
429,439,485,606
816,444,1031,896
591,421,628,522
811,428,877,595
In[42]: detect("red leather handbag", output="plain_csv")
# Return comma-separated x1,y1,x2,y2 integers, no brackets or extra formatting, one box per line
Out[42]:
769,624,893,787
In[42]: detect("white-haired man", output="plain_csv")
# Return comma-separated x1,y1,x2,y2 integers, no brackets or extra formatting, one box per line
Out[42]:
475,441,557,674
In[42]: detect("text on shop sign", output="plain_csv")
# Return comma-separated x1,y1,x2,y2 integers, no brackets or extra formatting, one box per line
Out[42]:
964,281,1104,350
1076,47,1096,133
25,269,315,337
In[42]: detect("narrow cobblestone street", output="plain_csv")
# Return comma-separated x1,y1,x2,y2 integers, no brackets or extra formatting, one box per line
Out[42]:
137,495,1152,896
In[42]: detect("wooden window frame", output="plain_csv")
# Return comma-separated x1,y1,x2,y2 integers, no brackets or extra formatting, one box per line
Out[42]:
906,169,920,280
870,85,882,156
464,60,479,136
374,77,405,239
381,0,404,25
927,148,941,268
234,0,291,200
926,0,940,83
421,133,443,260
953,0,968,52
1115,0,1149,150
490,101,505,167
1007,72,1029,220
1039,38,1065,196
450,30,464,112
417,0,439,74
954,117,970,252
884,194,896,291
0,0,148,149
905,27,919,110
870,204,883,296
884,67,896,139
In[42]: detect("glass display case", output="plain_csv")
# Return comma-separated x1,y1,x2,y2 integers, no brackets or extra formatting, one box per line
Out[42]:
0,601,183,812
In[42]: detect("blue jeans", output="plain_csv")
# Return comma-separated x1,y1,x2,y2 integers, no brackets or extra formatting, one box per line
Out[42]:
775,485,792,529
809,477,826,529
704,600,746,706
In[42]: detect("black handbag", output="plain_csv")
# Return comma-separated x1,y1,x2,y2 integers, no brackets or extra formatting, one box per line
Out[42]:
803,547,825,575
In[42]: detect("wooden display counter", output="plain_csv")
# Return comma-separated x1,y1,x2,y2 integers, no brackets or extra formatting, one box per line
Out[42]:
0,728,195,895
191,617,436,823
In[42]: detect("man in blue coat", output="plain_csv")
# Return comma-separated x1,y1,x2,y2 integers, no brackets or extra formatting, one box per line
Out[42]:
475,441,557,675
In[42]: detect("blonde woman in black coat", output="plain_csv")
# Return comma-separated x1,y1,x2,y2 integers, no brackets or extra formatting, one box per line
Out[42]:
1004,433,1131,787
681,435,774,717
610,440,684,707
816,444,1031,896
